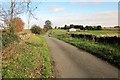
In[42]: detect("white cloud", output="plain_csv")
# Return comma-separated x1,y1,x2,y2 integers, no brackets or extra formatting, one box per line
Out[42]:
50,5,65,12
22,10,118,29
23,18,45,29
52,10,118,27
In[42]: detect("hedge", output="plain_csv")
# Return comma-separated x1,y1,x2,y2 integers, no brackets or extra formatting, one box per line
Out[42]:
71,34,120,44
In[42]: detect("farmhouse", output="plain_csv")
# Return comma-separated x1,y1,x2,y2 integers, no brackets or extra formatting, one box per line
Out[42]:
69,28,76,32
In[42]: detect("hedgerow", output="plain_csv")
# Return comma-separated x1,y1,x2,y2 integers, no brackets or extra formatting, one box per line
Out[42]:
71,34,120,44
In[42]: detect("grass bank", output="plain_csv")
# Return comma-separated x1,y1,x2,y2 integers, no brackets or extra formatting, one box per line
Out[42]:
50,29,119,37
2,33,52,78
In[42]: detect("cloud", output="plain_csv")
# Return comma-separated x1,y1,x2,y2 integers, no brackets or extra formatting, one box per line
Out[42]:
50,5,65,12
52,10,118,27
23,18,45,29
22,10,118,29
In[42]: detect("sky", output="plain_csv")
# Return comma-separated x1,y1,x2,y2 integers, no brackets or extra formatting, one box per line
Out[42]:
0,0,119,28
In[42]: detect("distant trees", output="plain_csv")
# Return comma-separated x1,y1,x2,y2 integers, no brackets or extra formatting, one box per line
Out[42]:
61,24,102,30
74,25,84,30
55,26,57,29
114,26,120,28
58,27,61,29
85,26,93,30
60,24,70,30
96,25,102,30
64,24,70,30
85,25,102,30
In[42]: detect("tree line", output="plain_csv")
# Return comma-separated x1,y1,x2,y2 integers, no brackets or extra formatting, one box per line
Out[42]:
59,24,102,30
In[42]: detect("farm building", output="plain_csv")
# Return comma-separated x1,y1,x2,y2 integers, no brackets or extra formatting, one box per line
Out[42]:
69,28,76,32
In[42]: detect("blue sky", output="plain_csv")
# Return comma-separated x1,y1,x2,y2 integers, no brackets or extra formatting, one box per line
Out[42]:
0,1,119,28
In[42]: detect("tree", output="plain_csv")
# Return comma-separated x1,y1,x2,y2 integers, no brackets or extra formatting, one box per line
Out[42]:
58,27,61,29
26,1,38,29
78,25,84,30
30,25,42,34
70,24,74,28
0,0,37,33
114,26,120,28
44,20,52,31
64,24,70,30
85,25,93,30
96,25,102,30
9,17,24,33
45,20,52,29
64,24,67,29
61,27,64,29
55,26,57,29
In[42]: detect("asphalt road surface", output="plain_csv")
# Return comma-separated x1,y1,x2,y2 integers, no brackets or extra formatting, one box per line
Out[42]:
45,35,119,78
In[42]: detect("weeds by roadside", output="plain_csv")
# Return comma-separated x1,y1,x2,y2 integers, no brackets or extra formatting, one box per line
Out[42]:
2,33,52,78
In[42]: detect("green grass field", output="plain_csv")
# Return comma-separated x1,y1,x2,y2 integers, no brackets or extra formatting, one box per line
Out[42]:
50,29,119,37
2,31,52,78
75,30,119,37
49,29,68,37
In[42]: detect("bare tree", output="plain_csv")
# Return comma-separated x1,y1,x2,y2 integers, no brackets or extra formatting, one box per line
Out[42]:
0,0,38,31
27,0,38,29
0,0,25,28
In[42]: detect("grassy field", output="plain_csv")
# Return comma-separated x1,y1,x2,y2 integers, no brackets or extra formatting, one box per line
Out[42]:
2,31,52,78
50,29,119,37
75,30,119,37
50,29,120,68
49,29,68,37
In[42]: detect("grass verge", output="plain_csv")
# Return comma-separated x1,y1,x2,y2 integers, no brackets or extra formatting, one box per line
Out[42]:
2,34,52,78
